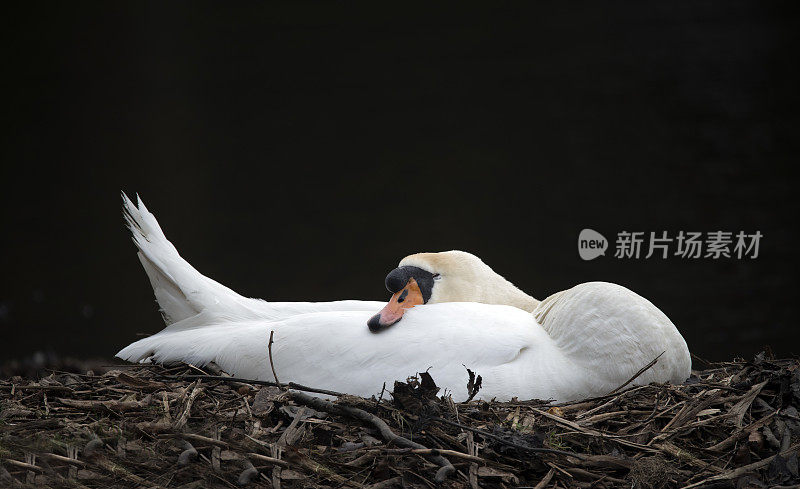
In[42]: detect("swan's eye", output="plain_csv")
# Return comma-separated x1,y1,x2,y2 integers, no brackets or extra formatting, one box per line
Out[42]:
432,273,441,281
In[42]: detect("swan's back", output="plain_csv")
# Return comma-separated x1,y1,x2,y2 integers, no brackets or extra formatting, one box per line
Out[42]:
534,282,691,390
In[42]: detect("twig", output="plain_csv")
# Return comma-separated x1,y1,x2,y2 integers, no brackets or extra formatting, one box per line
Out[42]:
41,453,87,467
270,405,306,489
648,390,724,445
276,406,306,447
546,461,573,478
174,381,204,430
466,431,479,489
374,382,386,408
727,379,768,428
158,433,229,447
268,330,282,389
607,351,664,395
654,441,724,474
530,408,658,452
690,353,715,368
383,448,485,464
1,459,43,473
680,442,800,489
93,458,165,488
705,410,776,452
532,468,555,489
55,397,151,411
160,374,345,397
246,453,289,468
2,384,73,393
431,416,587,458
290,391,456,483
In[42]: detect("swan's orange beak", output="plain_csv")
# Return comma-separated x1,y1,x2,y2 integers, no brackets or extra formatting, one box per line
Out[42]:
367,277,425,332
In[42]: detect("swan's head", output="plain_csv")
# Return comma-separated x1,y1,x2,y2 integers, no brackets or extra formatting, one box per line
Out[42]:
367,250,537,332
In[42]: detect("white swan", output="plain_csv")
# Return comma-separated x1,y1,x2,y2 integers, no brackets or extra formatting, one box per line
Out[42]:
117,195,691,402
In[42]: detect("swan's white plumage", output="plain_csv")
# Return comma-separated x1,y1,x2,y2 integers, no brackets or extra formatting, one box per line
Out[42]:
533,282,690,389
117,297,690,402
121,193,385,326
117,194,691,402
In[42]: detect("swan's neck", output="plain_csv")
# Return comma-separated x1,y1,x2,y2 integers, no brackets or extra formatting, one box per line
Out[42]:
472,261,539,312
436,263,539,312
491,284,539,312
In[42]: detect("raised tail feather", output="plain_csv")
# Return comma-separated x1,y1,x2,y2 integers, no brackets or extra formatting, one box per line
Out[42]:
122,192,265,325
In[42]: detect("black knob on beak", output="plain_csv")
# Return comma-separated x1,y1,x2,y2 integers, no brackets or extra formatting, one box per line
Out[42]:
385,267,410,293
367,313,384,333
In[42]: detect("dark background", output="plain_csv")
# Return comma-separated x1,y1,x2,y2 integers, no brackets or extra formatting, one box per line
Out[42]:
2,2,798,363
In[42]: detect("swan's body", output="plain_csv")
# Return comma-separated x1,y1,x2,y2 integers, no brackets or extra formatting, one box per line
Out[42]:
117,195,691,402
118,288,689,402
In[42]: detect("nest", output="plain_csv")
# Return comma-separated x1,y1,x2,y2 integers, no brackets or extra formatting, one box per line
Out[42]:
1,353,798,488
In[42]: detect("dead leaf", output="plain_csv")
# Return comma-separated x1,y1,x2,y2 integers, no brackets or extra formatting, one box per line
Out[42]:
252,386,284,415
